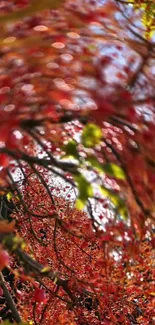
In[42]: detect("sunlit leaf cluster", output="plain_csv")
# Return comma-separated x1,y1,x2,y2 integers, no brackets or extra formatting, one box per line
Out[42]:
126,0,155,38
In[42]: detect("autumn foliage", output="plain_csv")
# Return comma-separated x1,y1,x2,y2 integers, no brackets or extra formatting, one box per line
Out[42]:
0,0,154,324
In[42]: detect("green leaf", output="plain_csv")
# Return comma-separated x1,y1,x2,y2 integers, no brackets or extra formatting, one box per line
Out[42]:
99,186,128,219
62,140,79,159
102,163,126,180
82,123,102,148
75,198,85,210
86,156,103,172
86,157,126,180
74,175,93,209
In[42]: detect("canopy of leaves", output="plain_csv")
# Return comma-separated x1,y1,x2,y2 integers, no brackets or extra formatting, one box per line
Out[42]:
0,0,154,324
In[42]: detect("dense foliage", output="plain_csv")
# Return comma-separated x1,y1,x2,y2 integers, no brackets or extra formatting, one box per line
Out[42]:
0,0,154,324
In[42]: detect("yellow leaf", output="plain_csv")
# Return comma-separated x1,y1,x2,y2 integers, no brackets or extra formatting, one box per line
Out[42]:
6,192,20,202
6,192,13,202
54,277,58,284
41,266,52,273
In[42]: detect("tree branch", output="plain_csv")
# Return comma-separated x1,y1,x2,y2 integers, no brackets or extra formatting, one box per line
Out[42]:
0,272,22,323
